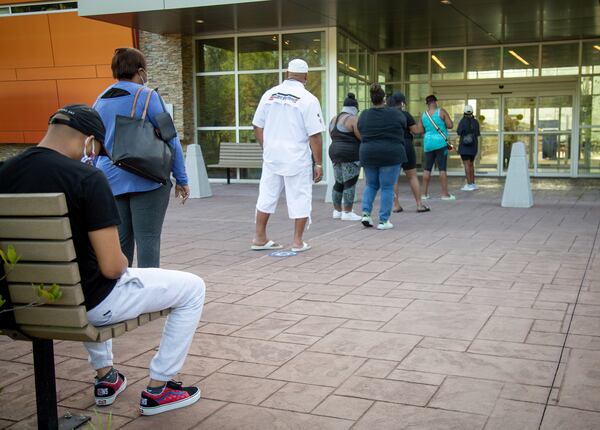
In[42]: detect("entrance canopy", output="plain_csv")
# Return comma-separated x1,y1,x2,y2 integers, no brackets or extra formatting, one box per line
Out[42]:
79,0,600,50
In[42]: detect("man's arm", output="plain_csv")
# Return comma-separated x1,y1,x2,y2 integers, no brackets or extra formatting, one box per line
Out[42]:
254,126,264,147
89,226,128,279
309,133,323,182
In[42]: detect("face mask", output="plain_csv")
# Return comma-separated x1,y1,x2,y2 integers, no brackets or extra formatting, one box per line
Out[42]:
341,106,358,116
81,137,95,165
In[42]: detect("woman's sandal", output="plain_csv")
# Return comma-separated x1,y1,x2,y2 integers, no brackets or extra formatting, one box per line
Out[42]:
417,205,431,213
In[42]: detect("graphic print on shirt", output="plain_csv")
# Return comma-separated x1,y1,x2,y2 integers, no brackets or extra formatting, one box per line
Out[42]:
268,92,300,103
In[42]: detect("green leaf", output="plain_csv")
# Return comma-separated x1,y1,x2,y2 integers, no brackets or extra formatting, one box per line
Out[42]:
6,245,19,265
0,249,6,265
36,284,62,303
0,295,5,308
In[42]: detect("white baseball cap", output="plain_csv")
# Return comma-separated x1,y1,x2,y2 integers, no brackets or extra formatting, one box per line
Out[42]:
464,104,473,114
288,58,309,73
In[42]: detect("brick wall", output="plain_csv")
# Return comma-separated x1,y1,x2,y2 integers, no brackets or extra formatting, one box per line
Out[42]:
0,144,33,160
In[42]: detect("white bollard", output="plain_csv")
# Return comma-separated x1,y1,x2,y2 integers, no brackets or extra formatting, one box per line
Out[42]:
501,141,533,208
185,144,212,199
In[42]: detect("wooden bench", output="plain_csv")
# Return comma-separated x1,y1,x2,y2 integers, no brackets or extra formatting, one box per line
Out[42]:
0,193,169,429
207,142,263,184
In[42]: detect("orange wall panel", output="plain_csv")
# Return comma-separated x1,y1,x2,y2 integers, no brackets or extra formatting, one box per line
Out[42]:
17,65,97,81
0,15,54,68
23,131,45,143
0,80,58,132
49,13,133,67
56,78,115,107
0,69,16,81
0,132,25,144
96,65,113,78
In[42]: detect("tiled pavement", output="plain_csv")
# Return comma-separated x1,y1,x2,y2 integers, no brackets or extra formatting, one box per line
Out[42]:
1,177,600,429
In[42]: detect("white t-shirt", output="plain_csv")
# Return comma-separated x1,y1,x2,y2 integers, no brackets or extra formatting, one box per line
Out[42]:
252,79,324,176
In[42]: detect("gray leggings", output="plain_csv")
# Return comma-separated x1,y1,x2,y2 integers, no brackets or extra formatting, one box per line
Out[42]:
115,183,171,268
332,161,360,208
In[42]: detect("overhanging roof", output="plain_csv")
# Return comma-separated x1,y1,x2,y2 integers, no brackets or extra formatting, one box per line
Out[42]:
80,0,600,50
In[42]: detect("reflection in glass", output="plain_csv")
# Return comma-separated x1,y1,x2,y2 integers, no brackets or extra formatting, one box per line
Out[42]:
378,54,402,83
468,98,500,132
198,130,236,179
541,43,579,76
282,31,325,67
406,83,429,118
337,33,348,72
431,50,464,80
238,35,278,70
537,134,571,172
503,46,539,78
580,76,600,127
238,130,262,179
404,52,429,82
579,128,600,174
197,75,235,126
504,97,536,132
538,96,573,131
467,48,501,79
348,40,359,74
503,135,534,172
306,71,326,110
238,73,279,126
442,98,466,126
196,38,234,72
476,136,499,173
582,42,600,75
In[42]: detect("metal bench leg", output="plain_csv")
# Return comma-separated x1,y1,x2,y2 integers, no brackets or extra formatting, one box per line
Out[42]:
227,168,231,184
32,339,90,430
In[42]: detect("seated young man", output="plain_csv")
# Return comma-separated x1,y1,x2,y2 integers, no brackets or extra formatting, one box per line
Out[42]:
0,105,205,416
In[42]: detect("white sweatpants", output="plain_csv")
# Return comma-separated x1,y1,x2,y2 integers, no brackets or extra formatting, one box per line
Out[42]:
83,268,205,381
256,164,312,219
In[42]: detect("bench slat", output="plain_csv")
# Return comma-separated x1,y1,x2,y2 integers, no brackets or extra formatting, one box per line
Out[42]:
0,193,68,216
14,305,88,328
6,262,80,284
0,240,76,262
9,284,84,306
19,324,99,342
0,217,72,240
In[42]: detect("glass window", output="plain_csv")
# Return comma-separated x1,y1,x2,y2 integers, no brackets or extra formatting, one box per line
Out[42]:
580,76,600,127
537,133,571,172
431,50,464,80
468,98,500,132
476,136,499,173
404,52,429,82
541,43,579,76
366,53,374,82
503,135,534,171
406,83,429,117
582,42,600,75
197,38,234,72
0,7,9,14
306,71,326,114
238,35,278,70
198,130,236,179
337,33,348,72
348,40,359,74
538,96,573,131
503,45,539,78
504,97,536,131
282,31,325,67
197,75,235,126
579,128,600,174
467,48,501,79
377,54,402,83
238,73,279,126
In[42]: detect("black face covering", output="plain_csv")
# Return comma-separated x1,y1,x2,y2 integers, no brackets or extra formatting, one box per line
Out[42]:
49,104,108,157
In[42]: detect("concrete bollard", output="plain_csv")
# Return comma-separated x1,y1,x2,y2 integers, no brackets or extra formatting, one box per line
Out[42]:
501,141,533,208
185,144,212,199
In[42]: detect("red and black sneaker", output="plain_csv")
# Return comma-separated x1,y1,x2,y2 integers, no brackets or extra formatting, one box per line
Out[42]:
139,380,201,416
95,369,127,406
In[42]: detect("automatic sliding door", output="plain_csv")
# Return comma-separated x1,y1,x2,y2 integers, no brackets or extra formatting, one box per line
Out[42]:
537,95,573,173
469,97,500,174
503,96,536,173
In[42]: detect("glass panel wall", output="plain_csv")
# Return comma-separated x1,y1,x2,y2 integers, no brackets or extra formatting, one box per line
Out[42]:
431,49,464,80
337,31,373,112
196,30,326,180
580,40,600,174
467,48,501,79
503,45,539,78
541,43,579,76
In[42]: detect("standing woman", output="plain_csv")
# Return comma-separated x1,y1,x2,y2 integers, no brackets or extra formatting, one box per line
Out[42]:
358,84,407,230
420,94,455,200
387,92,430,213
329,93,362,221
457,104,481,191
94,48,190,268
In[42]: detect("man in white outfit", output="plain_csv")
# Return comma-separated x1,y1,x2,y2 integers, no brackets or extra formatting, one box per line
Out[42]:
251,59,325,252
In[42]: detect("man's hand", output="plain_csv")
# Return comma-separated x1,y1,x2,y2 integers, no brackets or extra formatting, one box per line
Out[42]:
313,164,323,183
175,184,190,204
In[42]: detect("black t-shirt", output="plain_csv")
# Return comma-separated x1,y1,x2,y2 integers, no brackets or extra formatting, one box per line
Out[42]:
357,107,407,167
401,111,416,145
0,147,121,310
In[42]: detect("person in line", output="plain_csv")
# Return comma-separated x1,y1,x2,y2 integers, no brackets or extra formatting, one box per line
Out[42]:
94,47,190,268
420,94,455,200
358,83,407,230
457,104,481,191
251,59,325,252
329,93,362,221
0,105,205,415
387,92,430,213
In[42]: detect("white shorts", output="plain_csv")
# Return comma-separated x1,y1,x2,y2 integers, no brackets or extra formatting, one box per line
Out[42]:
256,164,312,219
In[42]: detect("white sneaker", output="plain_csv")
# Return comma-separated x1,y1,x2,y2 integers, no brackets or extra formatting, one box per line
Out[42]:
377,220,394,230
421,194,430,200
441,194,456,201
332,210,342,219
341,211,362,221
361,214,374,227
470,183,478,190
461,184,471,191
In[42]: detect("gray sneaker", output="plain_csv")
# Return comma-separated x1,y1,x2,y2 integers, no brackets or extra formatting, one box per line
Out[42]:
361,213,373,227
377,220,394,230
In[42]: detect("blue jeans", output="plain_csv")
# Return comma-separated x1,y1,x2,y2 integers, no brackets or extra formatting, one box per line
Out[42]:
362,164,401,223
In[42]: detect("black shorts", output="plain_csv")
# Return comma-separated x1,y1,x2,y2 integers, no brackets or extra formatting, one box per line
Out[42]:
460,154,475,162
424,147,448,172
402,140,417,170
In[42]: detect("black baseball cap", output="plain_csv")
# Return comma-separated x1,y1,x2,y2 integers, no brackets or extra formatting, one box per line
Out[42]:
49,104,108,157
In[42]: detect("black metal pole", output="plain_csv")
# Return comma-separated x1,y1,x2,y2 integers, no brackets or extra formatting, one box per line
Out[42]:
32,339,58,430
